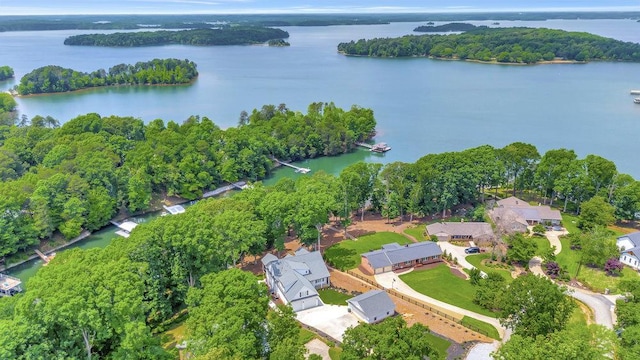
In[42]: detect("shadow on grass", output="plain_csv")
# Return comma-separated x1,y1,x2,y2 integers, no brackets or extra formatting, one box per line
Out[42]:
324,247,357,271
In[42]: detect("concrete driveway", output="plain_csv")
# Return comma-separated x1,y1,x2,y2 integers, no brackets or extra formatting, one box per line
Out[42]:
543,229,566,255
529,256,616,329
296,304,359,342
437,241,479,274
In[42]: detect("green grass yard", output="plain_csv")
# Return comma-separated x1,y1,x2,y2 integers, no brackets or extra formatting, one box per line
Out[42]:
404,225,428,241
460,316,501,340
399,263,498,318
324,232,413,270
318,288,352,305
424,333,451,360
466,253,513,283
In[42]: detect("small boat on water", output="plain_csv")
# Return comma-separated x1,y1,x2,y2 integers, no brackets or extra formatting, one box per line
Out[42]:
634,98,640,104
631,90,640,95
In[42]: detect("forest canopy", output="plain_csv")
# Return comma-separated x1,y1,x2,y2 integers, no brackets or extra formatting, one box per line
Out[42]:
63,27,289,47
0,66,14,81
15,58,198,95
337,27,640,63
0,102,376,259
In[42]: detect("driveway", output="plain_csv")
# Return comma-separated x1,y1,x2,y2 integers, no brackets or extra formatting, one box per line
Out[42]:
544,229,566,255
529,257,615,329
296,304,359,342
375,271,508,340
437,241,480,275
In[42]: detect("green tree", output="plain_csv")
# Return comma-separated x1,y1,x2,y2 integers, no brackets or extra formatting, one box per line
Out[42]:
341,316,438,360
186,269,269,359
506,233,537,265
474,272,507,311
578,195,615,230
498,274,574,337
500,142,540,197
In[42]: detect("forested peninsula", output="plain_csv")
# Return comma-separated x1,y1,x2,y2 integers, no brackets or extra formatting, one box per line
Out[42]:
63,27,289,47
338,27,640,63
0,103,375,259
15,58,197,95
414,22,483,32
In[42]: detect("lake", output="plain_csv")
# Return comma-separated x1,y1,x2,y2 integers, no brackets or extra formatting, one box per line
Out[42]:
3,18,640,284
1,19,640,175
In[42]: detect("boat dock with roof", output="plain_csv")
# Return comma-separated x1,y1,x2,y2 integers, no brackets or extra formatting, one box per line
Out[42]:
355,142,392,153
0,273,22,296
112,220,139,238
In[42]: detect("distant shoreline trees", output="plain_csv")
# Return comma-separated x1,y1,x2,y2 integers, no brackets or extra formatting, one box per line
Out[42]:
15,58,198,95
63,27,289,47
338,27,640,64
0,65,14,81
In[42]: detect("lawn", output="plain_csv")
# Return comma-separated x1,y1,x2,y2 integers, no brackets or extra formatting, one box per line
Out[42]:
404,225,428,241
576,266,637,293
531,235,552,257
324,232,413,270
318,288,352,305
460,316,501,340
399,263,498,318
160,320,187,350
424,333,451,360
466,253,513,283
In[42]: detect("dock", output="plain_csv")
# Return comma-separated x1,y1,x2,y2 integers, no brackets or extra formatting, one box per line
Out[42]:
0,273,22,296
202,181,248,198
273,159,311,174
34,249,55,265
111,220,139,238
163,204,186,215
355,142,392,153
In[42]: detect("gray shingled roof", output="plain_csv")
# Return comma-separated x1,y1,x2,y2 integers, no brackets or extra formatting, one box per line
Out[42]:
261,253,278,266
362,242,442,270
347,290,395,318
619,232,640,247
264,250,329,304
426,222,494,238
495,197,561,221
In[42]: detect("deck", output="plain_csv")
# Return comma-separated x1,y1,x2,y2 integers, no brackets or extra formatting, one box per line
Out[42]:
0,273,22,296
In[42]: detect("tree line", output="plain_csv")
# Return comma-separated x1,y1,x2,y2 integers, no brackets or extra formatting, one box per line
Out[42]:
15,58,198,95
63,27,289,47
337,27,640,63
0,102,375,259
0,66,13,81
414,22,483,33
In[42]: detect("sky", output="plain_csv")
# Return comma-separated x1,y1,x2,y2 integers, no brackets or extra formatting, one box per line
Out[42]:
1,0,640,16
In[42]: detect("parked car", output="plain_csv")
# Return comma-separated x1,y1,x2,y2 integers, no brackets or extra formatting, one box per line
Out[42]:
552,225,563,231
464,247,480,254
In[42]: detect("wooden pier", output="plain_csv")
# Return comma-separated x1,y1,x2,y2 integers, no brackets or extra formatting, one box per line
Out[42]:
203,181,248,198
34,249,55,265
273,159,311,174
355,142,392,153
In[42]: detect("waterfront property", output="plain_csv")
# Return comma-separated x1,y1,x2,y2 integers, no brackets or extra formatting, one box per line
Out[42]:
0,273,22,296
489,196,561,234
262,248,330,312
346,289,396,324
617,232,640,270
360,242,442,275
426,222,495,242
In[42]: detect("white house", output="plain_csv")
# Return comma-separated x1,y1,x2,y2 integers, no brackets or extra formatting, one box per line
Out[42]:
617,232,640,270
261,248,330,312
347,290,396,324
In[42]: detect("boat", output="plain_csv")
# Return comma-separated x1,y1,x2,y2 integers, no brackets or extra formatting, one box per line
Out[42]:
634,98,640,104
370,143,392,153
630,90,640,95
492,22,500,25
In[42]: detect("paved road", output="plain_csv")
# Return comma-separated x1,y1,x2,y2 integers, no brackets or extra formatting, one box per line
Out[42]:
529,256,616,329
375,271,508,341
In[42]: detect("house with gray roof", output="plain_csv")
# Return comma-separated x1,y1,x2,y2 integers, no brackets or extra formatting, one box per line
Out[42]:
360,242,442,275
426,222,495,242
490,196,562,234
347,290,396,324
617,232,640,270
261,249,330,312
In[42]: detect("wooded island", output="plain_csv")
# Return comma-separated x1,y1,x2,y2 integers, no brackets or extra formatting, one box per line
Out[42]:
338,27,640,63
15,59,198,95
63,27,289,47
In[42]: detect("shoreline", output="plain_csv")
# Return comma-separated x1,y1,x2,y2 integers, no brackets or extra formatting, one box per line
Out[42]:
339,51,587,65
13,77,198,98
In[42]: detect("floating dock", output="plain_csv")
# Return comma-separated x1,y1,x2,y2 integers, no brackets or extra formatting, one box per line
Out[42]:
112,220,139,238
0,273,22,296
273,159,311,174
355,142,392,153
